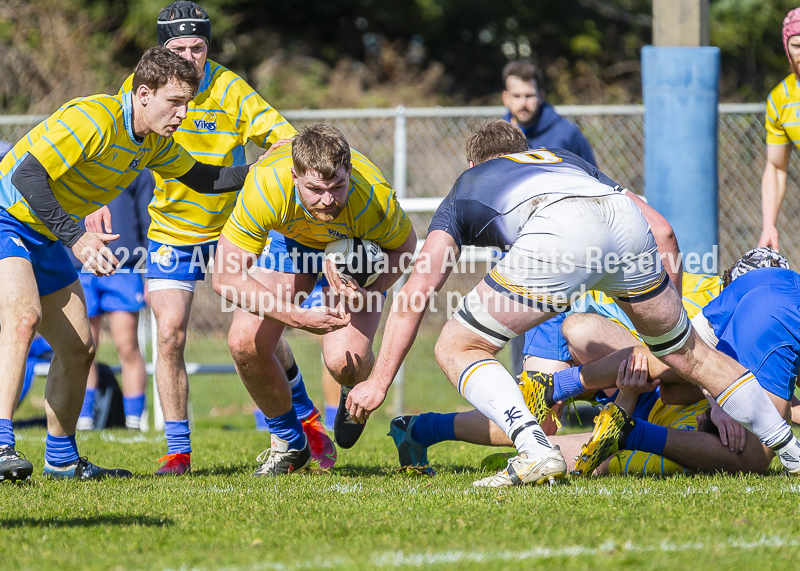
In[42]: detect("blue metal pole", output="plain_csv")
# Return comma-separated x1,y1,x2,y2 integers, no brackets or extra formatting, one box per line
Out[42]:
642,46,720,269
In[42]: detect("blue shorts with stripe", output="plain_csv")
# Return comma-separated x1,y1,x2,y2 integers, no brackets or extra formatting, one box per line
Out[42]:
145,239,215,281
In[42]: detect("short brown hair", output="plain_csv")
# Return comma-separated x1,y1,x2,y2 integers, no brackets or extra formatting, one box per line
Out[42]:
465,120,529,165
292,124,351,178
502,60,543,89
133,46,202,95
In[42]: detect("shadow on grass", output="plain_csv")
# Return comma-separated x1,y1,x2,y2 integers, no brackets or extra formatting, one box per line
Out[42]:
191,463,253,476
331,466,399,477
1,514,171,528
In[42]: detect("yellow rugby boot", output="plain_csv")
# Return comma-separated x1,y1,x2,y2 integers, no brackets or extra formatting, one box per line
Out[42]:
572,403,635,477
518,371,561,431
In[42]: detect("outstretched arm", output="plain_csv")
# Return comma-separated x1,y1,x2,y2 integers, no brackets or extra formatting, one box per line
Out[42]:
346,230,459,420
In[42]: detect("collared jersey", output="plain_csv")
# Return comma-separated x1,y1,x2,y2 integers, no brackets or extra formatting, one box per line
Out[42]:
121,59,297,246
428,148,622,250
222,144,412,253
0,92,195,240
766,73,800,147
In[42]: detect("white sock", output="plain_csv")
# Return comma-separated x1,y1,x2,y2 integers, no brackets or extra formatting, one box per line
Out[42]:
458,359,553,458
716,372,797,457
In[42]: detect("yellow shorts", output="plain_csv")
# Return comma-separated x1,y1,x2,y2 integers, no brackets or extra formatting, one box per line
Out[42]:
608,399,709,476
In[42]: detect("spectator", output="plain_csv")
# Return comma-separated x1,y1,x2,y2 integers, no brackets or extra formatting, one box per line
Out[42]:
501,60,596,166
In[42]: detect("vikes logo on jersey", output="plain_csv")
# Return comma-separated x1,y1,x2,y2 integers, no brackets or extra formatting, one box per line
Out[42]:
327,228,348,239
150,244,174,266
194,111,217,131
130,150,145,169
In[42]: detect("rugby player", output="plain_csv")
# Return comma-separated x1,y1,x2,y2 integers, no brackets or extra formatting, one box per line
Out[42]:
348,120,800,487
759,8,800,251
0,47,256,481
213,124,416,476
90,2,336,475
387,271,769,477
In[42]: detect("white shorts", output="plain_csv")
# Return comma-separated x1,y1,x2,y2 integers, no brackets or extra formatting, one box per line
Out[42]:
485,193,666,311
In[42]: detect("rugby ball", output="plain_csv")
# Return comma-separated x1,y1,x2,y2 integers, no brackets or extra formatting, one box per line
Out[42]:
324,238,385,288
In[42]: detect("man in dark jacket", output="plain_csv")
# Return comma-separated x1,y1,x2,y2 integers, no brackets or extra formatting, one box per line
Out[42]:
502,60,595,166
502,60,597,376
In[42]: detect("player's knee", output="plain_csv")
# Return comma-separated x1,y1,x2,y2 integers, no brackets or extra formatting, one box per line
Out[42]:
157,320,187,357
560,312,595,346
227,326,257,365
434,321,460,370
324,350,374,385
14,308,42,343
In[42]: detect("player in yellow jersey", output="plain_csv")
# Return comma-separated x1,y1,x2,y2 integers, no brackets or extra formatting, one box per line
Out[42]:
213,124,416,475
759,8,800,251
96,2,334,475
0,47,257,482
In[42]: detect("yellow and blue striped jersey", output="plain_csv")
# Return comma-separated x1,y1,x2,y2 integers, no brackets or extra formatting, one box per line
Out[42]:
766,73,800,147
0,92,195,240
222,144,413,253
121,59,297,246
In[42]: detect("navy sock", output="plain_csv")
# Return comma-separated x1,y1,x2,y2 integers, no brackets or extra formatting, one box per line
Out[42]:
287,362,315,420
622,419,667,456
44,433,80,467
323,404,337,431
123,394,146,419
164,420,192,454
553,366,584,403
80,388,96,419
265,409,305,450
409,412,457,448
0,419,14,448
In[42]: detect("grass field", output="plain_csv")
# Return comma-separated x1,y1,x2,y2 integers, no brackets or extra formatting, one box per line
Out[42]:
4,332,800,570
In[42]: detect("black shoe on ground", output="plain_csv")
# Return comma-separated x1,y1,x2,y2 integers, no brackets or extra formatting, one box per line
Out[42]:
333,386,366,449
43,457,132,480
0,445,33,483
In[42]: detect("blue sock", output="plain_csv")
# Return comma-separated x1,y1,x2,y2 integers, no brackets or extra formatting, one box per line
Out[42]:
123,394,146,419
80,388,96,419
410,412,457,448
287,362,315,420
164,420,192,454
44,433,79,467
0,419,14,448
622,420,668,456
265,409,305,450
324,404,337,431
553,366,585,403
253,409,269,431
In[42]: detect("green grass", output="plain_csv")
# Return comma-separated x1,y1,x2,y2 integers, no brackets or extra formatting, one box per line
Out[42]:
5,333,800,570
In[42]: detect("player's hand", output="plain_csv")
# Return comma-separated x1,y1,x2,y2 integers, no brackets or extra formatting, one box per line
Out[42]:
758,226,780,252
709,401,746,453
616,351,657,395
85,205,112,234
346,379,388,423
297,302,350,334
323,259,368,305
72,232,120,277
249,139,292,172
